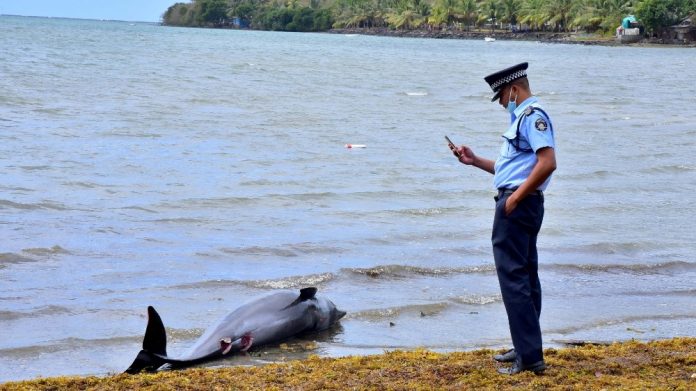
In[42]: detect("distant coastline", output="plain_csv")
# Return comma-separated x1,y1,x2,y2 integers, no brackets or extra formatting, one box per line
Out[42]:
328,27,696,48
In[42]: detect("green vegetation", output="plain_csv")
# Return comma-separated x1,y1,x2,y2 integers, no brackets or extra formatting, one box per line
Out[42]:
2,338,695,390
161,0,696,36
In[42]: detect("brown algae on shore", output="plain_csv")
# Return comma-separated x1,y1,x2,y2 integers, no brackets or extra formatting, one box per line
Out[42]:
2,338,694,390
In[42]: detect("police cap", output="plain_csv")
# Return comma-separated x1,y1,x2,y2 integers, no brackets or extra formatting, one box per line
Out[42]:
484,62,528,102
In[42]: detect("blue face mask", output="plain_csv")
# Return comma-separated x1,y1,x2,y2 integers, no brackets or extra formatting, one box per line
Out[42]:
506,88,517,114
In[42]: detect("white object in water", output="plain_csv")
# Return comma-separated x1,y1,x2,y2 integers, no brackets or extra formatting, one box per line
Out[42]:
484,37,496,42
345,144,366,148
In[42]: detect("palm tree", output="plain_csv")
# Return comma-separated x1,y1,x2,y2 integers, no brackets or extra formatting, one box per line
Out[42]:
387,0,430,29
482,0,502,32
501,0,521,29
461,0,479,30
544,0,575,32
519,0,549,31
428,0,462,28
571,0,604,32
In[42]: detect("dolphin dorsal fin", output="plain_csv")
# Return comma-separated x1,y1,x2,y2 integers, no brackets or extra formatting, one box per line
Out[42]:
143,306,167,356
283,287,318,310
299,287,317,301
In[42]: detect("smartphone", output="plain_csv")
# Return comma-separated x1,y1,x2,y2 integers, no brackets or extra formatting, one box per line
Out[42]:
445,135,461,157
445,135,456,149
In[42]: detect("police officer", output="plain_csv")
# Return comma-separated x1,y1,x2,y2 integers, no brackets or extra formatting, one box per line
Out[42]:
450,62,556,375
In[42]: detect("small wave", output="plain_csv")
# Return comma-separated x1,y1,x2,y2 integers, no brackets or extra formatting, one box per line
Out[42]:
547,313,696,335
221,246,296,257
0,305,72,321
21,245,70,256
348,302,450,321
554,241,660,256
166,327,206,341
121,205,158,213
149,217,207,224
392,207,447,217
239,179,302,187
174,196,261,208
19,165,51,171
100,130,162,138
172,273,336,290
61,181,98,189
544,260,695,275
0,199,68,211
621,288,696,297
0,335,141,358
563,170,612,180
343,264,494,279
0,185,33,192
248,273,336,289
0,253,37,268
405,91,428,96
640,164,696,174
220,243,345,258
449,294,501,306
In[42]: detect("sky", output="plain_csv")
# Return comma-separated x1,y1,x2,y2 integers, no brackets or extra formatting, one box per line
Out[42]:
0,0,181,22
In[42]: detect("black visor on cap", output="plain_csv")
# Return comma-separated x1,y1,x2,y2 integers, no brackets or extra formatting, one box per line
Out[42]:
484,62,528,102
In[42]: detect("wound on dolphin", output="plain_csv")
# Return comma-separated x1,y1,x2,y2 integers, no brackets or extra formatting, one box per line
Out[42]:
125,287,346,374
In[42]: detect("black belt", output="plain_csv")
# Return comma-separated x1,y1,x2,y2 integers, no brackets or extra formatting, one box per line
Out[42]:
497,188,543,196
495,188,543,201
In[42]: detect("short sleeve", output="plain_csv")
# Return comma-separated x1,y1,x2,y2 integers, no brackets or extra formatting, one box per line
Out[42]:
521,111,555,152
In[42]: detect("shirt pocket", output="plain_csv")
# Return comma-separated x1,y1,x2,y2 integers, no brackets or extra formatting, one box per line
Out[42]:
500,137,521,159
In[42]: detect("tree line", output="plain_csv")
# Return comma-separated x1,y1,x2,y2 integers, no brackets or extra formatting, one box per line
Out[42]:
162,0,696,36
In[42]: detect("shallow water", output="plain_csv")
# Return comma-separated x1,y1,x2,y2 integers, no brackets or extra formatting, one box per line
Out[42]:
1,16,695,382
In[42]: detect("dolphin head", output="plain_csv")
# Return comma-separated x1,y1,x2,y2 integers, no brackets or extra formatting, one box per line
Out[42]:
314,296,347,330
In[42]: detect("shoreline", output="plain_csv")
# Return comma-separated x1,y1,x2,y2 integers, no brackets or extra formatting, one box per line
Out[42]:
2,337,694,390
328,27,696,48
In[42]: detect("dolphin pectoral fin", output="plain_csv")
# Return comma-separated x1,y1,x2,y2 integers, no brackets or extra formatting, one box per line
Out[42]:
143,306,167,356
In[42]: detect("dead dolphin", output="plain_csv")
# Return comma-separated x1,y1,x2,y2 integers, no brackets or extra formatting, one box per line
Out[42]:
125,287,345,373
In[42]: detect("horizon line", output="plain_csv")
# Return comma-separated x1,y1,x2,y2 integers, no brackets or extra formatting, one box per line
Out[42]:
0,13,161,24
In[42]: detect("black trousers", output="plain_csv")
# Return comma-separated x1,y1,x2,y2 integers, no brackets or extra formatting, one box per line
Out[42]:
492,192,544,365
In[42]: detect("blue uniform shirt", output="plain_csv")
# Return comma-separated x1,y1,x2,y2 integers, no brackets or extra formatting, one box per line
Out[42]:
493,96,555,190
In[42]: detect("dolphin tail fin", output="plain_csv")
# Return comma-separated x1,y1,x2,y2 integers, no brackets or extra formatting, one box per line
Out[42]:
125,349,168,374
124,306,169,374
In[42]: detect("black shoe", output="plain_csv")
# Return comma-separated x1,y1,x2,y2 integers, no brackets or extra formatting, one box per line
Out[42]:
497,360,546,375
493,348,516,363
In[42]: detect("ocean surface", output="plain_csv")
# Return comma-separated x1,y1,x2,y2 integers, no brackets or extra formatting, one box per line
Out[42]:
1,15,695,382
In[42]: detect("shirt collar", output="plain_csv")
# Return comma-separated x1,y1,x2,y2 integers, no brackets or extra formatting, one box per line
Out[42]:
510,96,538,123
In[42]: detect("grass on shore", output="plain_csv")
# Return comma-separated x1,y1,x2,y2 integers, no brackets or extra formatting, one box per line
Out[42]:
2,337,694,390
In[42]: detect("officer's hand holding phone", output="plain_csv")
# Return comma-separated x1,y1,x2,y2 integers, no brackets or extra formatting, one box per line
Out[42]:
445,135,476,166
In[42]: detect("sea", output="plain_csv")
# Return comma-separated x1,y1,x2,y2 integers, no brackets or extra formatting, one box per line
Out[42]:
1,15,694,382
